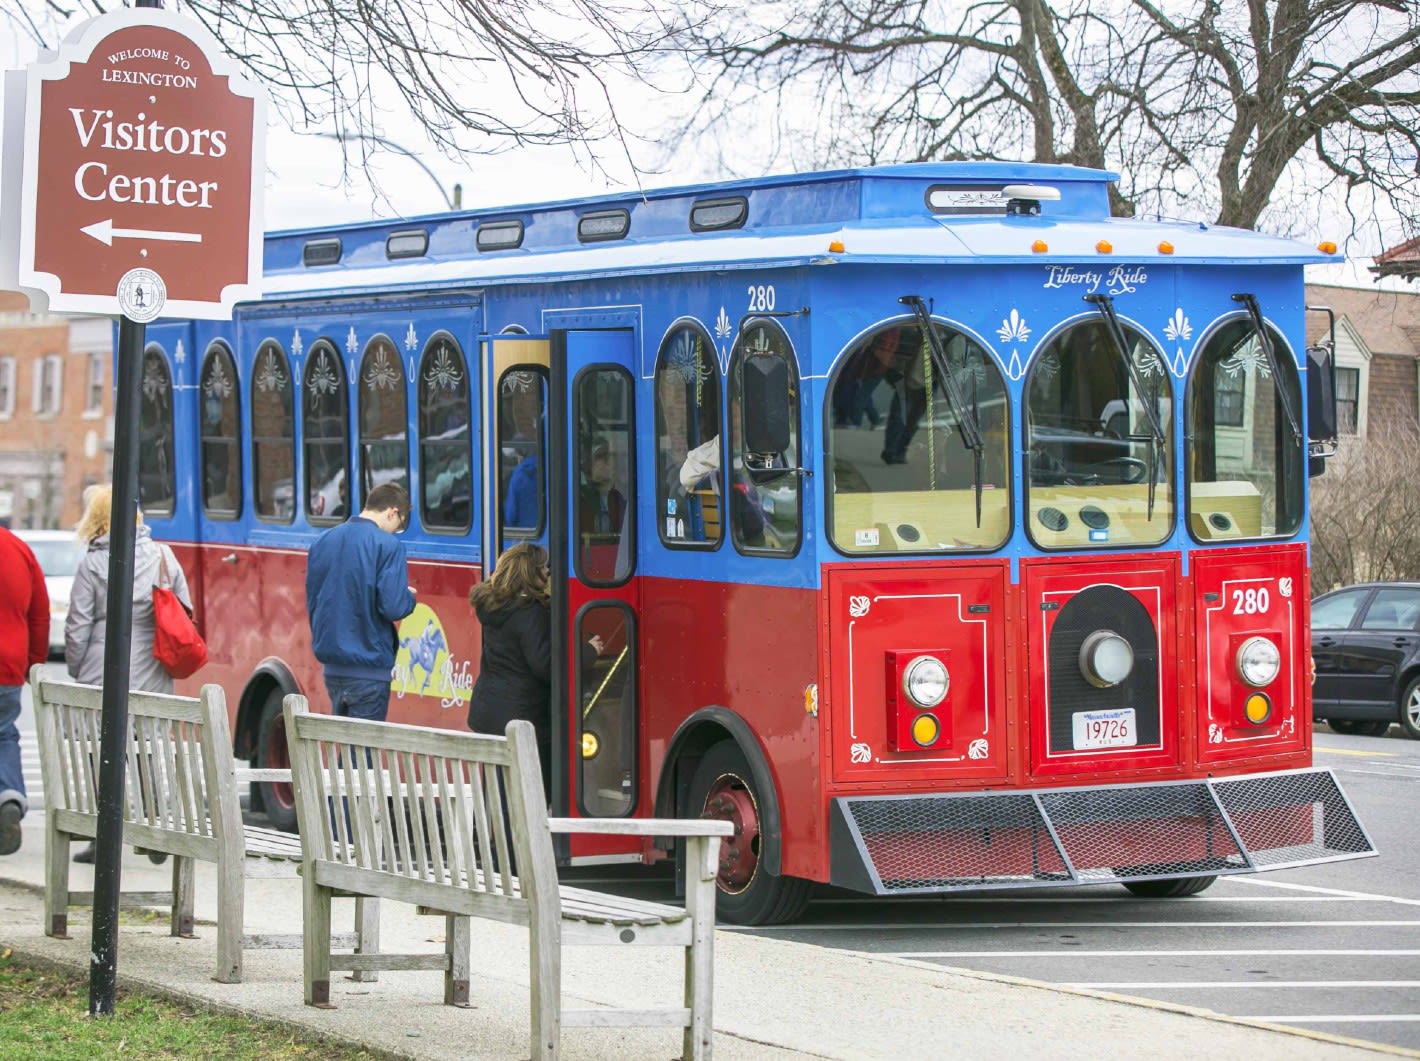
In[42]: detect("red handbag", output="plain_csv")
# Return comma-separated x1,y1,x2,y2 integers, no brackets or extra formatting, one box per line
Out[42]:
153,546,208,679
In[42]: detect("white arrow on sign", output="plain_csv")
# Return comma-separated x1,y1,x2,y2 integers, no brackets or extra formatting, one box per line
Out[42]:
80,219,203,246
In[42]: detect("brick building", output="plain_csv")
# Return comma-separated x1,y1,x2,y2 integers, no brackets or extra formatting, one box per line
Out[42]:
1304,283,1420,443
0,290,113,529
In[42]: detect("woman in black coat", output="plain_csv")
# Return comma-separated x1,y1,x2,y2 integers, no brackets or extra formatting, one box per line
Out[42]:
467,543,601,796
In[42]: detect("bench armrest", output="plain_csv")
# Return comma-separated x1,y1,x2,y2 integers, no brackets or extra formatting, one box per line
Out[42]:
547,817,733,838
234,768,292,784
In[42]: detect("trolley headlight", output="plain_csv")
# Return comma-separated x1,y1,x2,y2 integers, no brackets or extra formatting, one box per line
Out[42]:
1079,631,1134,688
903,655,949,709
1236,637,1281,688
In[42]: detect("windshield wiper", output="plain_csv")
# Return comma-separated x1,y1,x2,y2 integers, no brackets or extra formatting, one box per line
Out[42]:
1084,294,1165,521
898,295,985,526
1232,293,1302,445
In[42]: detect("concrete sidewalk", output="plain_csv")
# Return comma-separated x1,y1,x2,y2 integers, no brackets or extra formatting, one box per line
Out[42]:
0,813,1406,1060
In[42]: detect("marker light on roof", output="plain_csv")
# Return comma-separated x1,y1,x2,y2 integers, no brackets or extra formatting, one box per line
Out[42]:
1158,241,1174,255
828,240,845,253
1096,240,1113,254
1032,240,1048,253
1318,241,1338,255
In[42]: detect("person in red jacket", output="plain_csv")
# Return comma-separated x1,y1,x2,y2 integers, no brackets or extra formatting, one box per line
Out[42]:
0,525,49,855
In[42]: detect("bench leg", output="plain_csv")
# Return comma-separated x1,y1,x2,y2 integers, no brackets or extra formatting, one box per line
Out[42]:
444,913,470,1006
351,897,380,983
303,870,334,1007
213,858,242,983
44,818,71,938
684,836,718,1061
172,855,196,939
528,916,560,1060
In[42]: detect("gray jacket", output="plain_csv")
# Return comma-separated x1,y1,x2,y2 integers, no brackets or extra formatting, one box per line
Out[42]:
65,524,193,693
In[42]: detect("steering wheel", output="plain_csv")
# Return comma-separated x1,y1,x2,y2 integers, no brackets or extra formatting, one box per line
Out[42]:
1093,457,1149,484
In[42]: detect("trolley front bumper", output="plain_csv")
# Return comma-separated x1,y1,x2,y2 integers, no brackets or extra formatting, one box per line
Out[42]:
828,768,1375,896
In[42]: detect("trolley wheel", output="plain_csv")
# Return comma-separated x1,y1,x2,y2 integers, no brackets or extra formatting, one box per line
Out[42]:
1121,875,1217,899
686,740,810,926
1400,677,1420,740
1328,719,1391,737
256,689,298,833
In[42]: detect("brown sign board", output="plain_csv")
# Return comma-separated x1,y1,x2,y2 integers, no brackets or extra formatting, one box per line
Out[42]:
0,9,266,320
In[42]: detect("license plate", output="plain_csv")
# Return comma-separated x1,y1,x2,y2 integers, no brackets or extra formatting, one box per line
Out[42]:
1072,708,1137,750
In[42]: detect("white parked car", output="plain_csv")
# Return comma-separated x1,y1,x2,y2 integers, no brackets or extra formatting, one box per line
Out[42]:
15,529,86,658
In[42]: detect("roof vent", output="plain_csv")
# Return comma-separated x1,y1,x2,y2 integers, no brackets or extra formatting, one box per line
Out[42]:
477,220,525,252
1001,184,1062,217
302,238,342,267
386,229,429,259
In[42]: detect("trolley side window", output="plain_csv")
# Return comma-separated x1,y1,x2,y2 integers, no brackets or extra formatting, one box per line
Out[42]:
358,335,409,509
829,321,1010,554
1186,319,1303,541
138,345,176,517
199,341,242,518
1025,320,1173,549
498,367,547,538
251,340,295,524
574,365,635,585
303,340,349,524
418,333,472,532
729,319,801,555
655,322,723,547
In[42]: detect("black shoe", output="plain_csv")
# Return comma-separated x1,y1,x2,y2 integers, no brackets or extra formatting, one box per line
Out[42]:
143,848,169,865
74,842,95,864
0,802,21,856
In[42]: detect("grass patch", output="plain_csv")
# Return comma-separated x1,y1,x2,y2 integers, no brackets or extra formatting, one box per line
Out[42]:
0,949,386,1060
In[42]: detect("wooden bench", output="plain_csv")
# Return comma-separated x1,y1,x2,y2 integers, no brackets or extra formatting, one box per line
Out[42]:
283,694,734,1060
29,667,375,983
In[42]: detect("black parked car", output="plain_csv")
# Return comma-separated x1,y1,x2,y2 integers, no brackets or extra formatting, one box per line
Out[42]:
1311,582,1420,738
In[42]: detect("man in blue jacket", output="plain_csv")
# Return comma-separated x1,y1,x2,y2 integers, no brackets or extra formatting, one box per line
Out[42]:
306,483,417,721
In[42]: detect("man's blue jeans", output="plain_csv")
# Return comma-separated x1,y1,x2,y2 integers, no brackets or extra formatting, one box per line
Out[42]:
324,674,391,722
0,684,27,816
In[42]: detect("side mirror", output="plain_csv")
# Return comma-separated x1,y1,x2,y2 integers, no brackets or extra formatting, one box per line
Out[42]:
1305,342,1338,446
742,355,791,460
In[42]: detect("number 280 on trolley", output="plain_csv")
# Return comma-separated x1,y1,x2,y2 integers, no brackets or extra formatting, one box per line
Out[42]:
140,161,1375,924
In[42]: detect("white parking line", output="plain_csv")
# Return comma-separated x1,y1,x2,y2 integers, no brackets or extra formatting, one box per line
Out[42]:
1068,981,1420,989
1229,876,1420,907
888,949,1420,958
1243,1015,1420,1024
736,919,1420,932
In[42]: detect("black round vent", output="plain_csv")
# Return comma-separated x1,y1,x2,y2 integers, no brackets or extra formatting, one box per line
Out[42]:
1079,506,1110,530
1208,513,1233,531
896,523,922,543
1038,507,1068,532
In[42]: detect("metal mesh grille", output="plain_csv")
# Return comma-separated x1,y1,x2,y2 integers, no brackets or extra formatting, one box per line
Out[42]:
1213,771,1371,868
1038,783,1245,880
832,769,1374,896
847,794,1069,892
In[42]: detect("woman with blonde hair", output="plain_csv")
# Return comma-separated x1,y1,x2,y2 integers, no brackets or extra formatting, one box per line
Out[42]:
467,543,601,794
66,485,193,862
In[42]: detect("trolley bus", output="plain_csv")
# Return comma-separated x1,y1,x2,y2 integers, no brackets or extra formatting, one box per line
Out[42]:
135,161,1374,924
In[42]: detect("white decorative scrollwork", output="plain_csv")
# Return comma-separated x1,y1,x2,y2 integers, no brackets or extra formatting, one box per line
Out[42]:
1220,337,1272,379
423,343,463,391
307,350,339,396
714,306,732,340
1133,346,1166,378
363,347,400,390
345,327,359,355
255,349,288,393
967,739,989,760
404,322,418,351
848,595,871,618
996,309,1030,344
141,359,167,403
1208,723,1224,745
203,356,233,399
849,742,872,764
1163,308,1192,344
1282,715,1295,736
291,329,304,359
173,338,186,365
503,369,537,393
1278,578,1293,599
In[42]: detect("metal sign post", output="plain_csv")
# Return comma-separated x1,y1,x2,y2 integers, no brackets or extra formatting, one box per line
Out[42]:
0,0,265,1016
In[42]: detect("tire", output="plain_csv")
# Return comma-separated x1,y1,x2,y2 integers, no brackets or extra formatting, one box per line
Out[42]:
1400,677,1420,741
685,740,810,926
1329,719,1390,737
1122,875,1217,898
255,689,298,832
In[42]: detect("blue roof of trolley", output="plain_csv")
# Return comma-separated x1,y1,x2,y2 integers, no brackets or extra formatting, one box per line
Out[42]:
260,162,1335,300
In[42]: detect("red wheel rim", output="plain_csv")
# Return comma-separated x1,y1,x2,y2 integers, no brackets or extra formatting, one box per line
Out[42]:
701,771,760,893
263,715,294,811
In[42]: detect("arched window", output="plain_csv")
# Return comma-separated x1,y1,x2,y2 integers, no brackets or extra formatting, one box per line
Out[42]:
251,341,295,523
138,345,175,516
828,320,1010,553
199,342,241,517
303,340,349,524
1024,319,1172,548
1186,318,1303,540
358,336,408,507
418,334,471,531
728,319,801,555
654,322,721,547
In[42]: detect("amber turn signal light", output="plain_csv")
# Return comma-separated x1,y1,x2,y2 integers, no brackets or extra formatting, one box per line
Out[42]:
1095,240,1113,254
